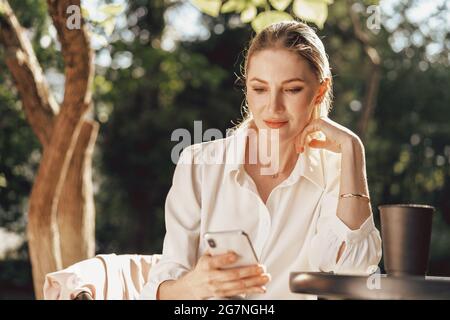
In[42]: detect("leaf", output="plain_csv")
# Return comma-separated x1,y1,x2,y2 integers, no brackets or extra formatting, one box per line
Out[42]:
191,0,222,17
241,5,257,23
268,0,292,11
220,0,238,13
99,3,125,16
0,2,7,15
91,33,109,48
81,6,90,19
220,0,247,13
251,10,294,33
252,0,268,8
293,0,328,29
100,17,116,37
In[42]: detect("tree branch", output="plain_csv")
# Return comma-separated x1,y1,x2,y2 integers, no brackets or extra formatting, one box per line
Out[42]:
0,0,59,146
347,1,382,140
46,0,94,115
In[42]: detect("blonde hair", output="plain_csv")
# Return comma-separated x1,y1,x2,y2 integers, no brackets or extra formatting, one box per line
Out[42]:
233,20,333,131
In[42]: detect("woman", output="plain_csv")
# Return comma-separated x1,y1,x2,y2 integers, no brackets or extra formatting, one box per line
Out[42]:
141,21,382,300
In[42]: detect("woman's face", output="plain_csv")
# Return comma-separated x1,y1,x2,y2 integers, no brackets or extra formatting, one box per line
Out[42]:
245,48,326,143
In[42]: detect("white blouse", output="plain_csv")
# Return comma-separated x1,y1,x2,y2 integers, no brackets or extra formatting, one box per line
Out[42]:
140,124,382,300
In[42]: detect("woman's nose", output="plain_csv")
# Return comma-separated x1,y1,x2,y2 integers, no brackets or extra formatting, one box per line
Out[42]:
267,90,285,114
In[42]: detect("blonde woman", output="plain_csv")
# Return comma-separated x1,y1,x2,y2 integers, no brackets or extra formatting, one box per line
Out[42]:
141,21,382,300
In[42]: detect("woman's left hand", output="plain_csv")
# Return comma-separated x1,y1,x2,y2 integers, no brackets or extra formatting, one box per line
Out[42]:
294,117,362,154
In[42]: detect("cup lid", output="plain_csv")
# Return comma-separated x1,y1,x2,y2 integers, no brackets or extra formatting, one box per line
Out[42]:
378,204,435,211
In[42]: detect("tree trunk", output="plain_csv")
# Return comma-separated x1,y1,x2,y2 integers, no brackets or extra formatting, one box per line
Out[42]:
1,0,96,299
58,120,98,268
28,113,85,298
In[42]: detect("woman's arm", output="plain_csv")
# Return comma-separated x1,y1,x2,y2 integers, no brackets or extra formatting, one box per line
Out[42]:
296,117,380,266
337,137,371,228
335,137,372,262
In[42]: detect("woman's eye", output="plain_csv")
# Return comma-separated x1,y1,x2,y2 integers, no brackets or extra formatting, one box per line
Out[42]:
253,88,266,93
286,88,302,94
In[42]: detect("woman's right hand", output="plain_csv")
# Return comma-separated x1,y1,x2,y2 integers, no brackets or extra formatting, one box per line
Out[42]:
180,251,271,300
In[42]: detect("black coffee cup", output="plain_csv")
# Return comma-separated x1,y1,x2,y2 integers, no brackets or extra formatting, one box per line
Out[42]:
378,204,435,277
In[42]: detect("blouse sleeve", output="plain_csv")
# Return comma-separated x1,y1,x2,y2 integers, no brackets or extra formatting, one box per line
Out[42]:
308,157,382,275
140,145,202,299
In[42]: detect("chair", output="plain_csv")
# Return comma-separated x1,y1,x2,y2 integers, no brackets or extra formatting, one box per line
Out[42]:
43,253,161,300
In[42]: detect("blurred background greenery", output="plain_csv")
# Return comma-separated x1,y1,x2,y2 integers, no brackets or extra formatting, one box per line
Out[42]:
1,0,449,299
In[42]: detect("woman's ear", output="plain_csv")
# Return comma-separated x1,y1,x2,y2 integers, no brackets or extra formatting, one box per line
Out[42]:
314,78,330,105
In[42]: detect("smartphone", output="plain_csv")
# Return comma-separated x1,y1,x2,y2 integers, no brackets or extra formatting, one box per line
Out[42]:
204,229,259,269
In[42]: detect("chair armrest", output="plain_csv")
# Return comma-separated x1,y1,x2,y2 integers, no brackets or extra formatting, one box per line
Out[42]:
73,291,94,300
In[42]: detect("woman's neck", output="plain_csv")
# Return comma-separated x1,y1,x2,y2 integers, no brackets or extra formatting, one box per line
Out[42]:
245,128,299,176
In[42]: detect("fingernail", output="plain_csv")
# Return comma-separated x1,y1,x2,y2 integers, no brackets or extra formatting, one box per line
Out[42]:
262,273,271,281
257,266,264,274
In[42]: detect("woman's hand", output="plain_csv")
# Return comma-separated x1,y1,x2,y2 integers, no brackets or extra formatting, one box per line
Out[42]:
180,251,271,300
294,117,362,154
293,117,372,231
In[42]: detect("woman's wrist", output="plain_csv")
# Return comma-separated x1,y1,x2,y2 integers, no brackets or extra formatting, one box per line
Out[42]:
157,276,194,300
157,279,176,300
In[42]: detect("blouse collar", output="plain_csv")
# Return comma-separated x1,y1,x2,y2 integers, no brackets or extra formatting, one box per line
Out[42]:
223,123,325,190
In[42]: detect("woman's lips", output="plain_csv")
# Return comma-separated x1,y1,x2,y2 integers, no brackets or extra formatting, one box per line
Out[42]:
263,120,289,129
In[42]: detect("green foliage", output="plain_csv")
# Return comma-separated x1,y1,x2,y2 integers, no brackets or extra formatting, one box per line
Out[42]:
0,78,40,232
0,0,59,298
1,0,450,298
191,0,222,17
83,2,126,38
251,10,293,32
0,1,44,233
93,14,252,253
292,0,328,28
192,0,333,31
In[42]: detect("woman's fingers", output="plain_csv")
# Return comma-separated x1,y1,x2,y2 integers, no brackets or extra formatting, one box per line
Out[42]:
210,264,265,282
204,251,237,270
212,274,271,297
200,253,271,298
296,118,348,153
216,285,267,298
308,138,340,153
296,127,321,153
296,119,324,152
308,139,327,151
